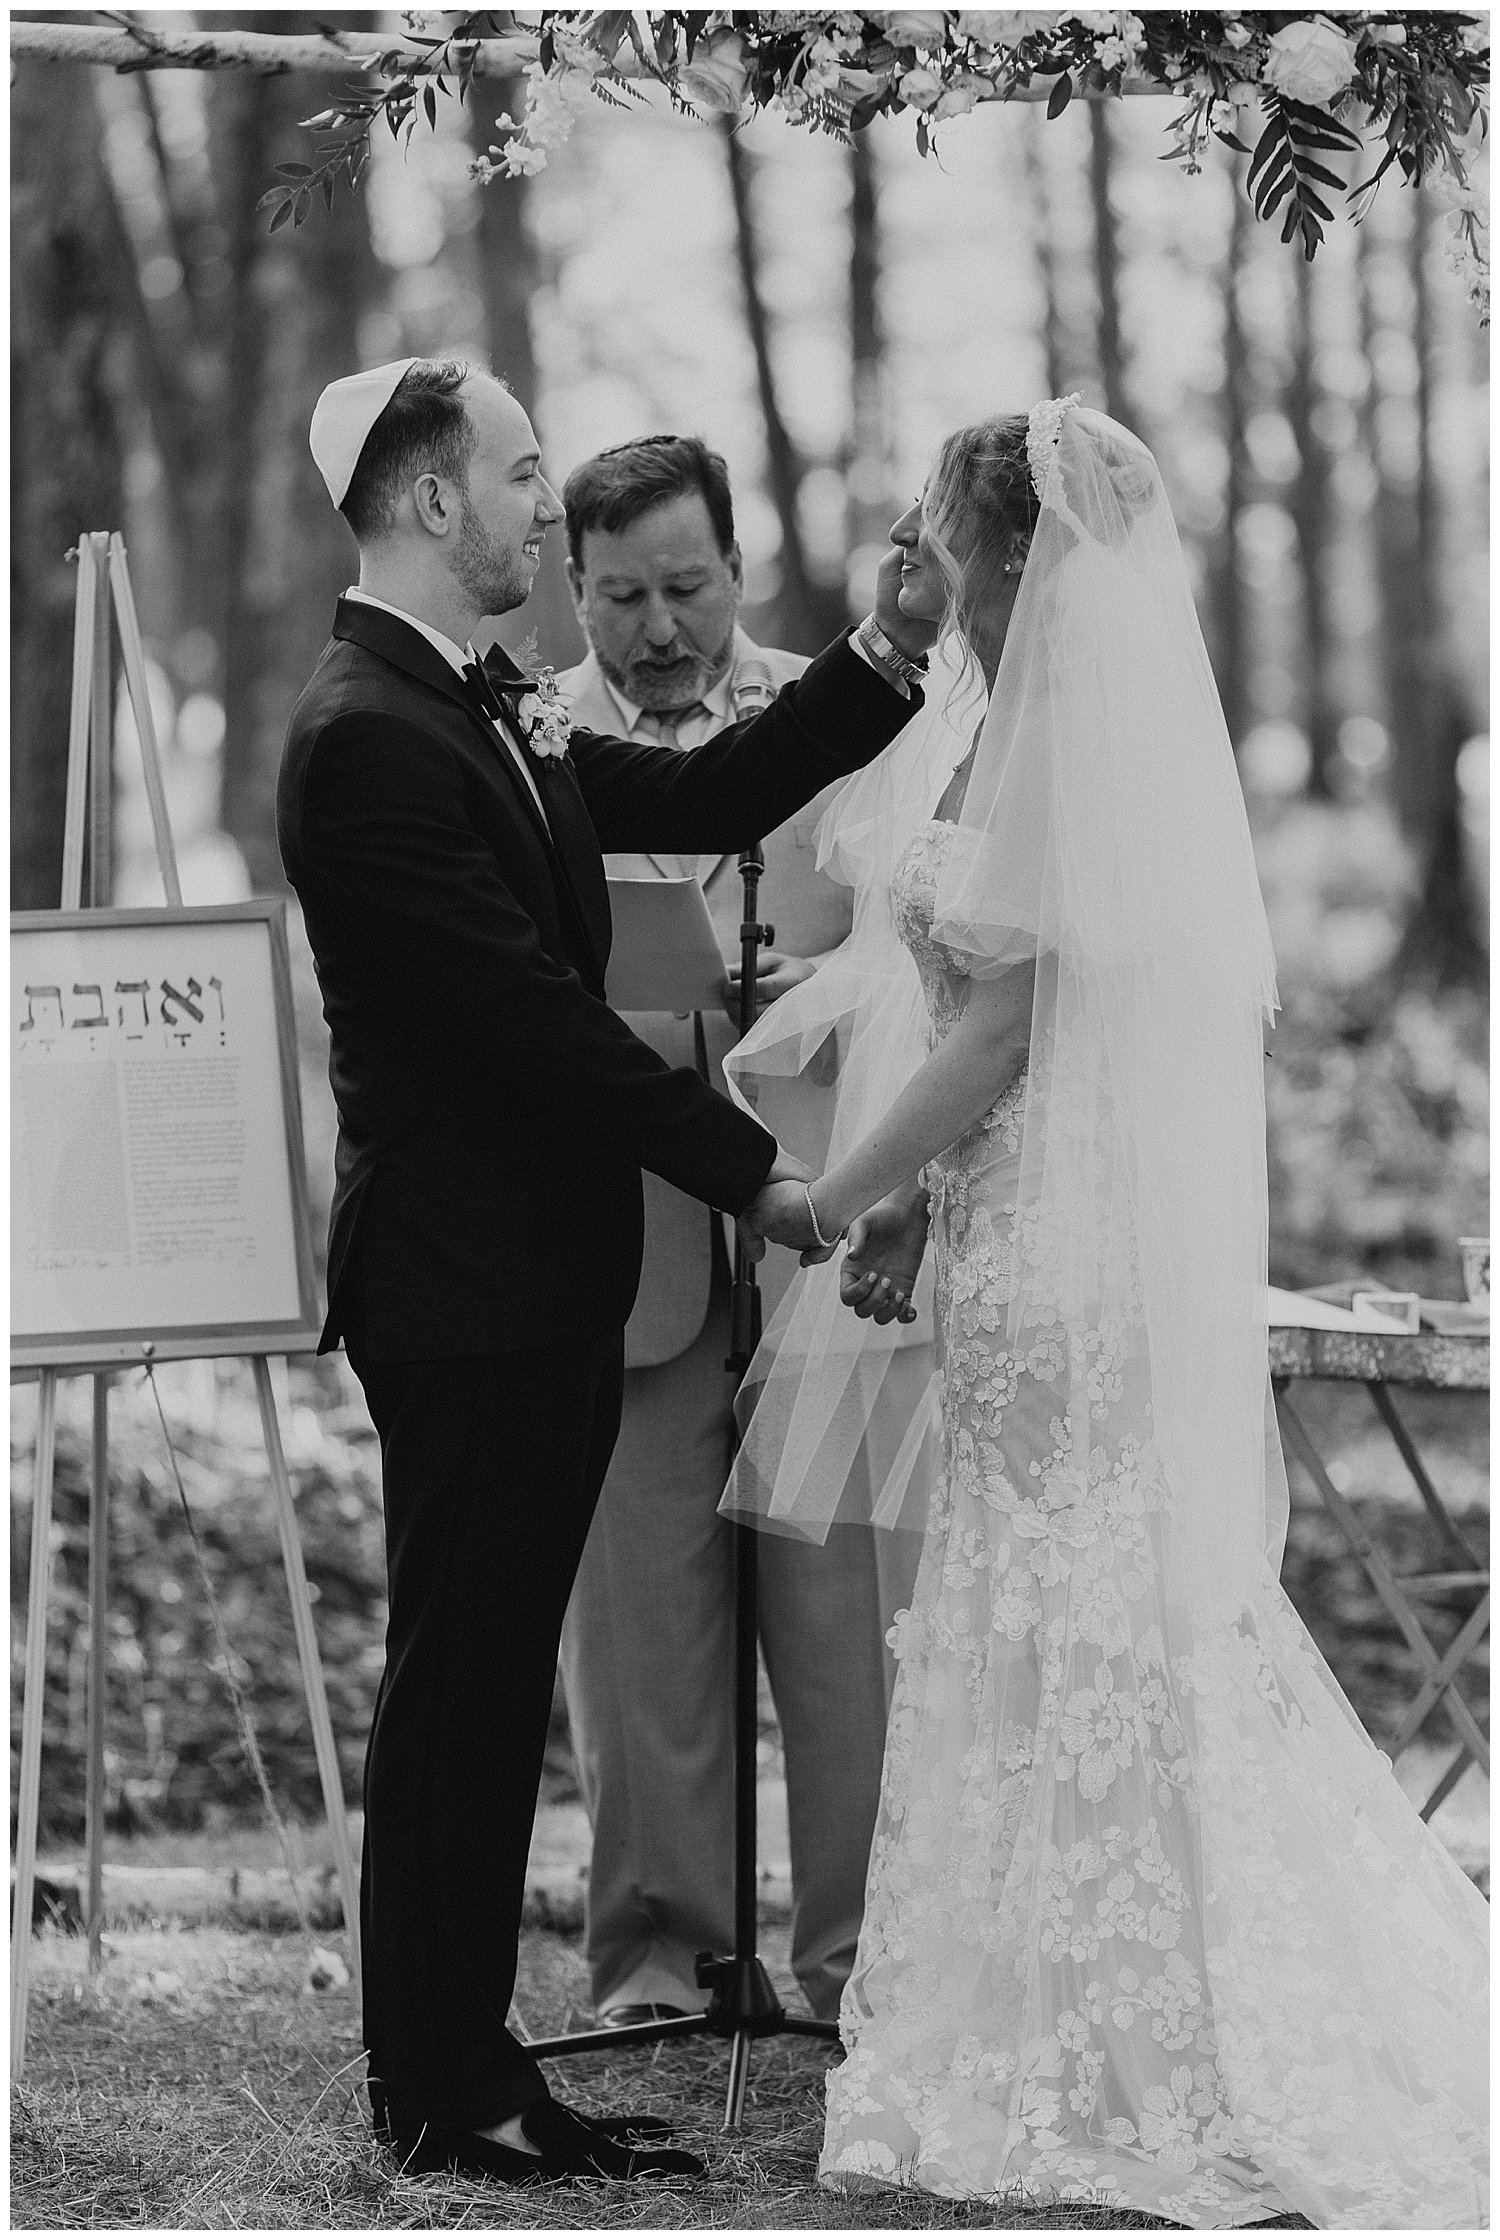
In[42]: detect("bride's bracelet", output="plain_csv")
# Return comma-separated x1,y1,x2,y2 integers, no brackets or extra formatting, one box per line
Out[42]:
804,1183,844,1253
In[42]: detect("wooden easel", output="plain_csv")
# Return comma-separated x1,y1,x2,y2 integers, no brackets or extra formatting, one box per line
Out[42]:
11,533,361,2080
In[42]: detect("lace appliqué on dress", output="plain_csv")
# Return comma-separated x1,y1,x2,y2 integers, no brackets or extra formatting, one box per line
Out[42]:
819,824,1489,2230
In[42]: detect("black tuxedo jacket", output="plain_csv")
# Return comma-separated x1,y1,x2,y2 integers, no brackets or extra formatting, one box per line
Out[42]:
277,598,919,1360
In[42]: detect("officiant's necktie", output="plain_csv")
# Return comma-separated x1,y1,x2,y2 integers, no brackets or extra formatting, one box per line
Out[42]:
640,703,709,754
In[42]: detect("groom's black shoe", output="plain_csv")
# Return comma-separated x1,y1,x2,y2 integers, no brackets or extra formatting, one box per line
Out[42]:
391,2094,703,2184
585,2113,677,2144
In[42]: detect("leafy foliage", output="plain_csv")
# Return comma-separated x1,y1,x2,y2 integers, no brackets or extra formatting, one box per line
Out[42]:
259,8,1488,301
1243,96,1363,259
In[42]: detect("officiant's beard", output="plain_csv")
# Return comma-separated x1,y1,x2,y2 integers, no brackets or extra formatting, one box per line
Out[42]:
599,624,736,715
452,492,533,617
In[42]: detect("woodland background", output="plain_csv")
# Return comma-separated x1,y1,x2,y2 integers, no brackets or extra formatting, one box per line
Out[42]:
10,13,1488,1845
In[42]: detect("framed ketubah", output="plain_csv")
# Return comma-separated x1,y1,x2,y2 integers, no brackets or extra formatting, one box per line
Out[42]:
12,900,323,1372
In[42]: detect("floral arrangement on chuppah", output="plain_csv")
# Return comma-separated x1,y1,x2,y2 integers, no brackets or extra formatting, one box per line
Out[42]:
265,11,1489,314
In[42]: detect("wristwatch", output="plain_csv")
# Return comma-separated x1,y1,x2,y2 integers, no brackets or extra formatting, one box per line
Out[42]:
856,614,930,691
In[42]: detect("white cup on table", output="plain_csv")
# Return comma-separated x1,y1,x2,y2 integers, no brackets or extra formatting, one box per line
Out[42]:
1458,1238,1489,1307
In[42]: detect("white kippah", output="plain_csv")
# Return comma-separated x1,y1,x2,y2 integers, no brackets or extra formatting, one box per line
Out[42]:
309,358,419,508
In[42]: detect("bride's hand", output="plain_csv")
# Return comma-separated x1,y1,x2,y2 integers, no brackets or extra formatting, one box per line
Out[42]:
840,1186,930,1324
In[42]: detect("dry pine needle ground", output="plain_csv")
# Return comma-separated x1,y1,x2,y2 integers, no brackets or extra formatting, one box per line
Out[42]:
8,1919,1315,2231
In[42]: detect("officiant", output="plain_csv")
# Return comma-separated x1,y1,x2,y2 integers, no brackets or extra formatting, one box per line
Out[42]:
554,435,929,2030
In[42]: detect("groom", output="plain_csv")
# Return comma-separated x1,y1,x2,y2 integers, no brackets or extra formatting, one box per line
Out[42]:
277,358,934,2184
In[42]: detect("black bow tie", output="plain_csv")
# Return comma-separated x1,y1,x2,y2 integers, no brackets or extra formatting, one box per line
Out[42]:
462,659,516,727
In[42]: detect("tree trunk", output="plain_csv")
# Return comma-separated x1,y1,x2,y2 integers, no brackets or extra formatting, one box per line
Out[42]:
845,134,892,587
1385,192,1484,985
723,119,849,654
1025,111,1066,400
218,25,383,892
11,57,125,909
1210,168,1251,747
1355,206,1410,767
209,69,277,728
467,74,581,671
1287,252,1337,796
1088,103,1127,424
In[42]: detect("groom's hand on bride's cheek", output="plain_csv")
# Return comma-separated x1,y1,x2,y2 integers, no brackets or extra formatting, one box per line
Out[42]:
873,544,940,661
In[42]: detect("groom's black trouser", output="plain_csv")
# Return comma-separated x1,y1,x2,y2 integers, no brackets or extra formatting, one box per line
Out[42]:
347,1332,626,2147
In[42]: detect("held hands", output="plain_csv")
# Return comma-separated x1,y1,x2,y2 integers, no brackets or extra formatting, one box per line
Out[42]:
872,544,940,666
721,949,817,1024
839,1187,930,1325
737,1151,839,1267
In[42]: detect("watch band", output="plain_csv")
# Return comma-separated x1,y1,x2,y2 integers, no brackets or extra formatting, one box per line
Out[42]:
857,613,930,688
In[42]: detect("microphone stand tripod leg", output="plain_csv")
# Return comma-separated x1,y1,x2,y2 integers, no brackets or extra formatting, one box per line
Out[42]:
725,2027,754,2132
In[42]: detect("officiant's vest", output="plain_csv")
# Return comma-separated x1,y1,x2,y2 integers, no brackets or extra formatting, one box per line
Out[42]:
557,632,848,1367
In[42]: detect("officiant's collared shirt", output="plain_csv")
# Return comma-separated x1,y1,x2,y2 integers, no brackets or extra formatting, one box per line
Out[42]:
342,586,552,832
597,664,733,757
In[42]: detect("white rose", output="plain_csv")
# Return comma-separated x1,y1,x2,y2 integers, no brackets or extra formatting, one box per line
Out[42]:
1262,18,1359,104
883,11,949,50
935,82,982,116
957,10,1060,48
897,64,946,108
1223,19,1252,48
678,29,749,114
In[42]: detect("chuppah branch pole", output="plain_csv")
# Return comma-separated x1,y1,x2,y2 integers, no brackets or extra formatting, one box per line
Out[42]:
7,20,1164,94
6,23,536,76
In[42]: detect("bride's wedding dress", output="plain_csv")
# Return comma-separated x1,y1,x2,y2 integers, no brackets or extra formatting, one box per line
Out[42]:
819,816,1488,2228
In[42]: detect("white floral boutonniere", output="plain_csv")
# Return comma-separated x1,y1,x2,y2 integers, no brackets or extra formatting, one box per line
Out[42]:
515,666,573,762
510,633,573,762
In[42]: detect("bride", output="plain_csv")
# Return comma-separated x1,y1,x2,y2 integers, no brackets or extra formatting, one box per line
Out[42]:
725,399,1488,2228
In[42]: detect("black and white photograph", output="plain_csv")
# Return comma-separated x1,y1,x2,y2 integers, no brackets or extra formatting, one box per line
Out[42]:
9,8,1490,2229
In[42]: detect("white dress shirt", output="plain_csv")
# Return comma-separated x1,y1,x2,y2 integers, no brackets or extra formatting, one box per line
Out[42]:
343,586,551,830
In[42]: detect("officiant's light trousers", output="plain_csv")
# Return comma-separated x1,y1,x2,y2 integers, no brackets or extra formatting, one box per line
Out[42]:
349,1335,625,2144
561,1250,925,2020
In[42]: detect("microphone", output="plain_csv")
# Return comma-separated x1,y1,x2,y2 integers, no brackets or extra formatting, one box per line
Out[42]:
730,651,777,720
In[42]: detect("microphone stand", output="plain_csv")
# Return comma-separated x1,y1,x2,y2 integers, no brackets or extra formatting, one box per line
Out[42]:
522,841,840,2128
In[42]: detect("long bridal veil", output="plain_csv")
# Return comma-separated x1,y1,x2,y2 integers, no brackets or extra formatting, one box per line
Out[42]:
720,404,1487,2226
722,401,1288,1600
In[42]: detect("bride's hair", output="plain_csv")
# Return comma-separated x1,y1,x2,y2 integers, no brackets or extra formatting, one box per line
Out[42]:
922,414,1041,659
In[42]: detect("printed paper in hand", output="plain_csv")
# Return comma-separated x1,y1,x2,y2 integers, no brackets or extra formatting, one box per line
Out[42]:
604,876,729,1014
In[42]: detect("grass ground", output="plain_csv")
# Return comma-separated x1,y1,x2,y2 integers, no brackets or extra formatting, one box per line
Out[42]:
12,1918,1322,2232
